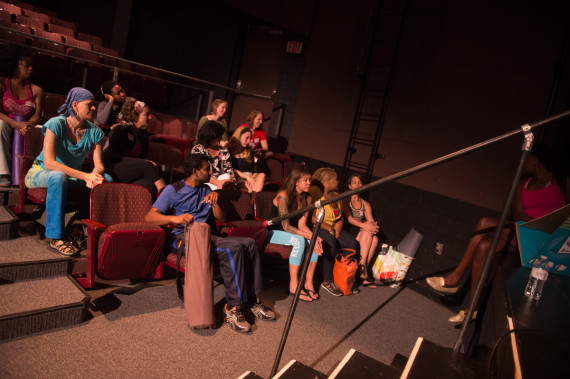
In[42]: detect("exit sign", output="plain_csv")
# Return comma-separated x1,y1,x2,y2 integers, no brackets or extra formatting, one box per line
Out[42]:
286,41,303,54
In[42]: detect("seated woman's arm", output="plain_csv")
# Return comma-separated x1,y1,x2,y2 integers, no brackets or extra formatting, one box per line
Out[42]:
258,139,274,157
342,198,379,234
28,84,44,126
234,169,254,188
43,129,103,188
91,141,105,176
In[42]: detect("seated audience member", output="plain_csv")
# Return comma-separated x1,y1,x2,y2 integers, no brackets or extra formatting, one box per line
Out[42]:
0,45,44,187
312,168,360,296
190,120,235,190
342,173,379,288
266,165,323,302
196,99,229,144
25,88,112,256
145,153,275,333
427,144,569,323
96,81,130,131
103,99,165,199
226,126,266,193
240,110,273,159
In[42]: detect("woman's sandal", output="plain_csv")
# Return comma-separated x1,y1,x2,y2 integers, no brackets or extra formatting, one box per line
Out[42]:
49,239,80,256
362,279,378,289
305,289,320,301
289,290,313,302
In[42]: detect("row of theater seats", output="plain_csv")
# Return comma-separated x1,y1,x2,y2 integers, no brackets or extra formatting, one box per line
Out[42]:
75,182,292,289
0,1,168,110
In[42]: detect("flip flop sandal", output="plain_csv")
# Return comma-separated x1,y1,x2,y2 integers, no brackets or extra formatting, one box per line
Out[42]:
49,239,80,256
305,289,320,300
362,280,378,289
289,290,313,302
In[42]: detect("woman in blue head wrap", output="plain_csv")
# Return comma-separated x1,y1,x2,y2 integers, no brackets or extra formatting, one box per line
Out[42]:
25,87,112,256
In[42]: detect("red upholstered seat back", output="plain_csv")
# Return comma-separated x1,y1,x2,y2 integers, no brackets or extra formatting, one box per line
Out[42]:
90,183,152,226
220,189,255,222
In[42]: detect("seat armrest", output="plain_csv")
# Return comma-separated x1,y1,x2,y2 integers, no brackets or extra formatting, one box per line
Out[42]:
82,219,107,231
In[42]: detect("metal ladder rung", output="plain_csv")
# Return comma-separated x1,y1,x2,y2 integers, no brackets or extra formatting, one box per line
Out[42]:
357,115,380,122
352,139,374,147
348,162,370,170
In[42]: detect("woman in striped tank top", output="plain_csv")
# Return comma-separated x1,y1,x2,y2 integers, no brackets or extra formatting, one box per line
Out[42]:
343,173,380,288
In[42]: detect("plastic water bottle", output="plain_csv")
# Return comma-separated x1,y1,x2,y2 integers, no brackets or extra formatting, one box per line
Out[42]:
524,256,549,300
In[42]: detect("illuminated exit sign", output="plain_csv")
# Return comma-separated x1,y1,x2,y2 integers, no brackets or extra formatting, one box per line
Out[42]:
286,41,303,54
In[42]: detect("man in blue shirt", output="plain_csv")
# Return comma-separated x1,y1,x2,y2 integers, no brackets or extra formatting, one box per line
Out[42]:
145,154,274,334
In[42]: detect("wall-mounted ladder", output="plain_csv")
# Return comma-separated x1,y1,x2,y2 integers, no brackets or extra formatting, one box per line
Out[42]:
341,0,409,184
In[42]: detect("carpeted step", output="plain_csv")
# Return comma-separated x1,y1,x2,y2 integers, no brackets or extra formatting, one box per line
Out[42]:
0,236,70,282
237,371,264,379
329,349,401,379
271,360,327,379
0,275,90,341
401,337,486,378
0,205,18,240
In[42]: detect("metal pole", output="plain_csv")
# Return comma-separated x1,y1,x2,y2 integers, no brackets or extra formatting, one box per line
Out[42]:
207,90,214,117
454,125,534,352
196,93,204,123
274,105,284,139
270,207,325,378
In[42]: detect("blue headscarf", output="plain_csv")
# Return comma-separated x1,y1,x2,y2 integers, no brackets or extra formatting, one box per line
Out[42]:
57,87,94,117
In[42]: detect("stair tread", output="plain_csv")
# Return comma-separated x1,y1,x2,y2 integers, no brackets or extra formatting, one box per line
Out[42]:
0,276,88,318
402,338,486,378
331,349,401,379
0,236,70,265
274,360,327,379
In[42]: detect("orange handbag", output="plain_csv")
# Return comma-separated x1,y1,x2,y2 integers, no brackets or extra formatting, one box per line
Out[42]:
333,248,358,295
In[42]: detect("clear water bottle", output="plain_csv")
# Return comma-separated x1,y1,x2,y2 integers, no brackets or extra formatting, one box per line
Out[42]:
524,256,549,300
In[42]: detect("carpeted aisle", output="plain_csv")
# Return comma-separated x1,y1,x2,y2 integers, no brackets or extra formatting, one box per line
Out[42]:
0,278,459,378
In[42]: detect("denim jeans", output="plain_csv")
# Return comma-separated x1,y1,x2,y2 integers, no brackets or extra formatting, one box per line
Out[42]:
25,165,112,239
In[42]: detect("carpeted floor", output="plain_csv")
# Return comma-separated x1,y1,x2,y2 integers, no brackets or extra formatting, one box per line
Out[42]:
0,275,460,378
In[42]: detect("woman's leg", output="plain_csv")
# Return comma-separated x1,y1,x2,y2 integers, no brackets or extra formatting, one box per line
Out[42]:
0,120,12,178
444,216,499,286
357,230,372,274
252,173,266,193
318,229,338,282
469,225,515,298
26,168,69,239
368,235,378,267
267,230,310,293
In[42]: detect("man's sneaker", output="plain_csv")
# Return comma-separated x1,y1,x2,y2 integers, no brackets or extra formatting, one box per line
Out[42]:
250,300,276,321
321,281,343,297
224,304,252,334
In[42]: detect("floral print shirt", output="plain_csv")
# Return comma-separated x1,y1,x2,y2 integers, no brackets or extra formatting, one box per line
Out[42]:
190,143,234,179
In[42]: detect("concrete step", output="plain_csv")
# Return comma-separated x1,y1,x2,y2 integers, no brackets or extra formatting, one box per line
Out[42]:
0,236,71,282
329,349,401,379
0,275,90,340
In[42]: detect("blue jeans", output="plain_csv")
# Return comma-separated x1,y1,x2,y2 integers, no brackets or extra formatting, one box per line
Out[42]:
266,230,319,266
25,165,112,239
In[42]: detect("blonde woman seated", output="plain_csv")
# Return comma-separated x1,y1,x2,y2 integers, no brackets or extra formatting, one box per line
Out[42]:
226,126,265,193
342,173,379,287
